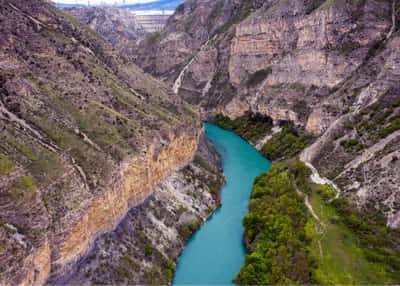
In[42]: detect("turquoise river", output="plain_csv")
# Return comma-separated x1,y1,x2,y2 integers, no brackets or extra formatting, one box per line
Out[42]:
173,122,271,285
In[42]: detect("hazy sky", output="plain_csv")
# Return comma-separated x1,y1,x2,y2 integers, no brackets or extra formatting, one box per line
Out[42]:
54,0,157,4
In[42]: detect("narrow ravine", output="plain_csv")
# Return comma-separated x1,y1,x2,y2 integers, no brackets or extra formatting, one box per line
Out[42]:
173,123,271,285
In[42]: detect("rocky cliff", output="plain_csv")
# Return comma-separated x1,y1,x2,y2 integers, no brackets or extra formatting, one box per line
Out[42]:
0,0,200,285
57,135,224,285
130,0,400,227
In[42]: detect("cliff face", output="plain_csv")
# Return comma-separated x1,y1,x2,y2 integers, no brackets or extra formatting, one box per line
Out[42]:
130,0,400,227
65,7,146,49
0,0,199,285
58,135,224,285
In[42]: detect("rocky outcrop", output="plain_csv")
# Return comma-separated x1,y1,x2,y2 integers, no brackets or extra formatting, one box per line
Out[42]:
57,135,224,285
0,1,200,285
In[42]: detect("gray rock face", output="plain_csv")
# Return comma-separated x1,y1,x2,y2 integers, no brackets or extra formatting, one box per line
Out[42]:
132,0,400,227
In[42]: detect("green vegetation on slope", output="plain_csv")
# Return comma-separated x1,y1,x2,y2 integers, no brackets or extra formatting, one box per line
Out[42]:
354,91,400,141
0,154,14,176
339,138,365,152
307,184,400,284
238,158,400,285
261,124,312,161
331,198,400,278
11,176,37,202
212,113,273,143
236,161,312,285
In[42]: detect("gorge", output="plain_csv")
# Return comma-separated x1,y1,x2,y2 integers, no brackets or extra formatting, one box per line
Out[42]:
1,0,400,285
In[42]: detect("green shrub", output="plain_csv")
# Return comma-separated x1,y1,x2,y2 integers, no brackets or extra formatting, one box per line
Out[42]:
315,184,336,200
115,265,130,278
261,124,312,160
11,176,37,202
379,117,400,138
178,220,201,241
340,138,365,151
0,154,14,175
162,259,174,282
144,244,153,256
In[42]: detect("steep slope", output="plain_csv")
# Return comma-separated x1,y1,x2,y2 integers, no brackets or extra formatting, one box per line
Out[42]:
133,0,400,227
64,7,146,49
0,0,200,285
61,136,224,285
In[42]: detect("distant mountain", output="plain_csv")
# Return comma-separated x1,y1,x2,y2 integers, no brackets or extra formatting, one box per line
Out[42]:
55,0,184,11
118,0,183,11
54,2,85,8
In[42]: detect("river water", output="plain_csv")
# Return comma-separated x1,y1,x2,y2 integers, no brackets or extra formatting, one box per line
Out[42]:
173,122,271,285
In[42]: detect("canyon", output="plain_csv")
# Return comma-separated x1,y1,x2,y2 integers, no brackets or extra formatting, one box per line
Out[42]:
133,0,400,229
1,0,400,285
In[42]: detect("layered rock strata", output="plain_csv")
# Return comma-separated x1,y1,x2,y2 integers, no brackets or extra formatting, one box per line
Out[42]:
130,0,400,227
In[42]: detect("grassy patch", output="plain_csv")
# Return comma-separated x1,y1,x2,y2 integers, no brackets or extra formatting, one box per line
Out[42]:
11,176,37,202
307,184,400,284
211,0,254,36
119,255,139,271
0,154,14,175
